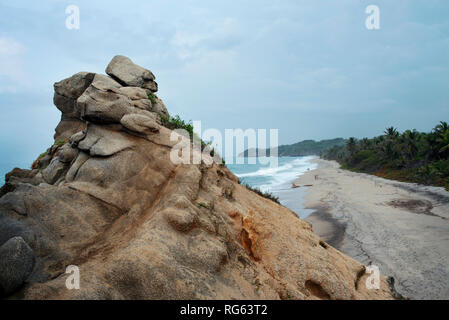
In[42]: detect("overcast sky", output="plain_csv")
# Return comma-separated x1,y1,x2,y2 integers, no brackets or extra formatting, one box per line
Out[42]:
0,0,448,173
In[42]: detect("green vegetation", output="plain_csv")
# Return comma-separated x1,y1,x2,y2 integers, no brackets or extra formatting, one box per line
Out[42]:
243,183,280,204
160,114,207,150
160,114,224,164
38,151,48,159
147,92,157,105
323,122,449,190
31,151,48,170
198,202,209,209
31,138,69,170
242,138,346,157
54,139,67,147
160,114,194,140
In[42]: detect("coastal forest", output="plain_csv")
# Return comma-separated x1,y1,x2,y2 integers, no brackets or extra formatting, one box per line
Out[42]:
323,121,449,190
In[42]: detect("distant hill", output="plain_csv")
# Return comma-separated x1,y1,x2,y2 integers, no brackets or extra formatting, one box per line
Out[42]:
241,138,347,157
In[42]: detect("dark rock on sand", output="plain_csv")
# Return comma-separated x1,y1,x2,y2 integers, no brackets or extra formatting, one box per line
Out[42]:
0,237,35,296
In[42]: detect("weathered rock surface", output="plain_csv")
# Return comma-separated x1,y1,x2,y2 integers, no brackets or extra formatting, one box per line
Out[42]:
0,56,395,300
54,72,95,115
120,114,160,134
42,157,69,185
151,95,169,117
77,124,136,156
53,72,95,141
0,237,35,296
106,55,158,92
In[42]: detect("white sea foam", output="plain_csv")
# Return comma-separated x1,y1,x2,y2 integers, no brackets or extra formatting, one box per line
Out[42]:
235,156,317,192
229,156,317,218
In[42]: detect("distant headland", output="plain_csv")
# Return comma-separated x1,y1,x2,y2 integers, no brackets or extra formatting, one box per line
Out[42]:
240,138,346,157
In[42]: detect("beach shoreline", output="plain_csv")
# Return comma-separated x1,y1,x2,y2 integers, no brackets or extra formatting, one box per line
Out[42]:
297,158,449,300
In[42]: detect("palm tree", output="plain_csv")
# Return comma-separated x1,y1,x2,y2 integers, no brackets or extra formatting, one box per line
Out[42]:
381,141,397,159
346,137,357,157
424,132,441,160
403,129,420,159
373,136,384,145
384,127,399,140
435,121,449,135
361,138,371,149
437,129,449,154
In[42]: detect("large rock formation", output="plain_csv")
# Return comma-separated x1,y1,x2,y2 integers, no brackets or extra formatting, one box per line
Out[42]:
0,56,395,300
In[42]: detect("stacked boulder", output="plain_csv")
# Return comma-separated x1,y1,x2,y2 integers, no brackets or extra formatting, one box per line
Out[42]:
0,56,171,295
53,55,168,141
21,56,171,186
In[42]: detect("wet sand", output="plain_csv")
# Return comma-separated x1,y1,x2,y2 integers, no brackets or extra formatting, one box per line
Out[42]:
304,205,346,250
297,158,449,300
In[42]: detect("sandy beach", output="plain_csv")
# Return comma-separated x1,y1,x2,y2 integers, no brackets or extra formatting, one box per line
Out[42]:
297,158,449,300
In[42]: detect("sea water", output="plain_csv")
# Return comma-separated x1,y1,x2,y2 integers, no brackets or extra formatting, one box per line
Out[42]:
227,156,317,219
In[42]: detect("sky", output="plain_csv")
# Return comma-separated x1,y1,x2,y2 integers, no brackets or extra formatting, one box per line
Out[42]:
0,0,448,176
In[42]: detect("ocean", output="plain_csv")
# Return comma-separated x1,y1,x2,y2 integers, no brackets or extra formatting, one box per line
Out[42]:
227,156,317,218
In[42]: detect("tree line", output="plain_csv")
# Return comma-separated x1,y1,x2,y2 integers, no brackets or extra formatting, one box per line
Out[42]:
323,121,449,190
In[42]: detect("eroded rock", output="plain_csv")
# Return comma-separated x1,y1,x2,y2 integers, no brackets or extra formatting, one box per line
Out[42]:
69,131,86,147
54,119,86,141
58,144,79,163
106,55,158,92
116,87,148,100
0,218,35,248
0,191,28,216
77,124,135,156
152,95,169,117
120,114,160,135
78,76,134,124
163,208,196,232
42,158,68,185
0,237,35,297
53,72,95,116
